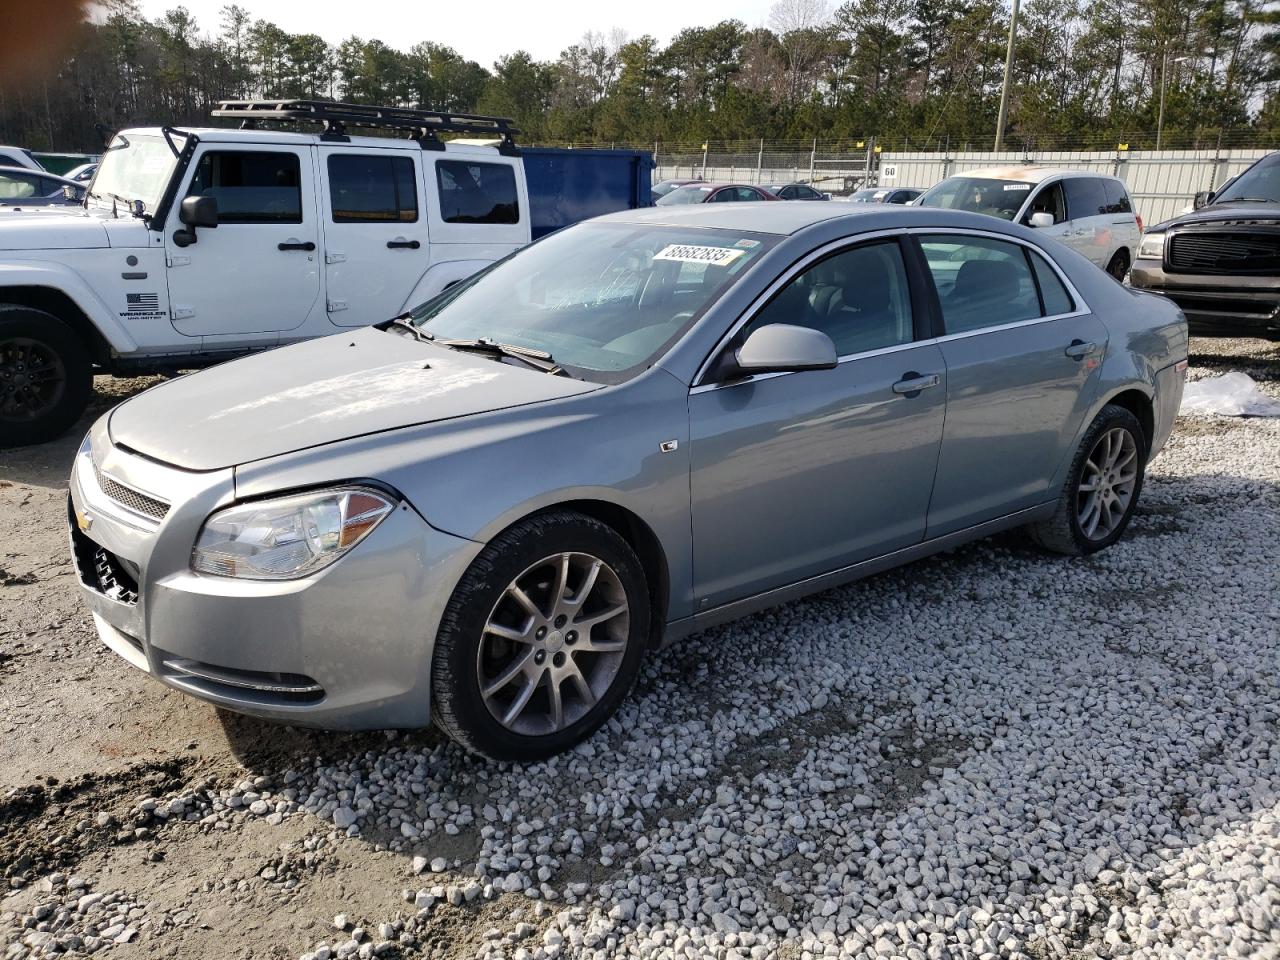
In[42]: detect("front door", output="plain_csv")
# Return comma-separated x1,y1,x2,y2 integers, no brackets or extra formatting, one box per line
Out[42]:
916,232,1109,537
318,147,431,326
165,146,321,339
1061,176,1113,267
689,237,947,610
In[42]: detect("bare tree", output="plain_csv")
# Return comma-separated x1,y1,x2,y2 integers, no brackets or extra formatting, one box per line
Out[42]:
769,0,833,103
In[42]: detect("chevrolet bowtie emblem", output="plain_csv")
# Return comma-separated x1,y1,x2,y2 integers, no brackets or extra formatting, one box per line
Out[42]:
76,510,93,532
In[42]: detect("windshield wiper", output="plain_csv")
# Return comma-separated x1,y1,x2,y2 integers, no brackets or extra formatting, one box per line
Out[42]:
1217,197,1276,203
437,337,568,376
385,315,429,342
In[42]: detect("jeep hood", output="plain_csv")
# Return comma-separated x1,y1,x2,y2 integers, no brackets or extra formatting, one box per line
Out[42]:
1152,200,1280,232
0,210,111,250
108,327,599,471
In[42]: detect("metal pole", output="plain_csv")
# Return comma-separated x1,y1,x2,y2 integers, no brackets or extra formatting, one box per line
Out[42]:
701,142,708,180
757,138,764,183
1157,50,1168,150
809,138,817,184
994,0,1021,151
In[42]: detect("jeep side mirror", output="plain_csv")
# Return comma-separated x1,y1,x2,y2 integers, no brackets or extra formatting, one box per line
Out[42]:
1027,211,1054,229
174,195,218,247
1193,191,1212,210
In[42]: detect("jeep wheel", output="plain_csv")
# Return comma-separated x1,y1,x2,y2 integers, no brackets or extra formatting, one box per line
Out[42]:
0,307,92,447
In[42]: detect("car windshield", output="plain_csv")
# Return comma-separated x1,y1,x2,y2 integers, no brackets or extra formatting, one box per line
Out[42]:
917,176,1033,220
90,134,183,214
651,180,692,199
409,222,775,383
1214,154,1280,203
849,189,880,201
657,185,714,205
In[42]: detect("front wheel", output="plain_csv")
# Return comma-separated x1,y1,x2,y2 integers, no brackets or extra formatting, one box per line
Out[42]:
431,511,650,762
0,307,92,448
1029,404,1147,555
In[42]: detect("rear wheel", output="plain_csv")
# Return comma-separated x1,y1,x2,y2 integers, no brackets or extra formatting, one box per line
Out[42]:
431,511,650,761
0,307,92,448
1105,249,1130,282
1029,404,1147,556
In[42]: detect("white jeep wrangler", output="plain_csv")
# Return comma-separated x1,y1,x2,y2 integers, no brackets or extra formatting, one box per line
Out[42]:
0,101,652,445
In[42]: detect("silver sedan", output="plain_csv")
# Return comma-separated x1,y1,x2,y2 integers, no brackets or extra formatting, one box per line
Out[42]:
69,203,1188,760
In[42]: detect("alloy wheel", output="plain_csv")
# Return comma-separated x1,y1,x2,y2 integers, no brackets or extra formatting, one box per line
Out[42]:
477,552,630,736
0,337,67,422
1077,426,1139,540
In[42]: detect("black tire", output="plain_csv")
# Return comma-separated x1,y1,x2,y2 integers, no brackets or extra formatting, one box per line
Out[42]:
0,307,92,448
431,510,650,762
1029,404,1147,556
1106,249,1130,282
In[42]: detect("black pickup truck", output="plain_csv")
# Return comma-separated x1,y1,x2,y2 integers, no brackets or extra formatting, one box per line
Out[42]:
1130,151,1280,340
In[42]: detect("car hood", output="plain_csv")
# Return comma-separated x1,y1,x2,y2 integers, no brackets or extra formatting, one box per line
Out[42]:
0,209,112,250
1151,200,1280,232
108,327,600,471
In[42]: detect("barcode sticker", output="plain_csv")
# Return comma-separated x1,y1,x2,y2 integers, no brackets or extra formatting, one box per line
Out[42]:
654,244,746,266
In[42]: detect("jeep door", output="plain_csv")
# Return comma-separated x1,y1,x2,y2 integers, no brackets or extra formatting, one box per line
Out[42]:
318,146,430,326
164,145,322,339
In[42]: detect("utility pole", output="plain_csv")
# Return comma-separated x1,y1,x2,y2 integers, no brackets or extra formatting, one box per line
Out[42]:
994,0,1021,151
1157,53,1190,150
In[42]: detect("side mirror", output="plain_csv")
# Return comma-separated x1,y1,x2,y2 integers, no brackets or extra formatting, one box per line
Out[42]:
1027,211,1055,229
730,323,838,377
1193,191,1212,210
62,185,77,201
174,195,218,247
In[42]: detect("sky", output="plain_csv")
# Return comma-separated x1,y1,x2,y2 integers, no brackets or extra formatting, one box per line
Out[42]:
132,0,780,68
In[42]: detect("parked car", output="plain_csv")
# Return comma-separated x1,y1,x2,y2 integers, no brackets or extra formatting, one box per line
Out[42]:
0,146,44,172
0,167,85,207
1130,151,1280,340
0,99,653,446
845,187,922,204
65,162,98,182
652,177,704,200
764,182,829,201
656,183,780,205
917,167,1141,279
69,202,1188,761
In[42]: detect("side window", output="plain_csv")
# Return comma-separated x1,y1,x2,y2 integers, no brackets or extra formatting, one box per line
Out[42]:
1029,251,1075,315
737,187,762,201
919,235,1042,335
436,159,518,224
1063,177,1108,219
0,153,21,167
779,186,796,199
0,172,37,199
1102,179,1133,214
1026,182,1066,224
327,154,417,223
708,189,735,203
744,240,914,356
187,151,302,223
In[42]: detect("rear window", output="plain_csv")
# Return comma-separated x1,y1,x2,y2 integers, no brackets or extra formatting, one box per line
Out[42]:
436,159,519,224
1102,179,1132,214
328,154,417,222
1063,177,1108,219
187,150,301,224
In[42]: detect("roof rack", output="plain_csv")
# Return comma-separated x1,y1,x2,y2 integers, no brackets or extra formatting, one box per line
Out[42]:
210,100,520,154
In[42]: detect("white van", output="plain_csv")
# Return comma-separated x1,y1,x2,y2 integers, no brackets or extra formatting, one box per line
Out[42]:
917,166,1141,280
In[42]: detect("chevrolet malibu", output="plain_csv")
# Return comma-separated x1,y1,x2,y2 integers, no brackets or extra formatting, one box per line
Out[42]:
69,204,1188,761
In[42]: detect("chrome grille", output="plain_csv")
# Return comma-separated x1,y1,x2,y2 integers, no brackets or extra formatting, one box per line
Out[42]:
1167,230,1280,276
94,463,169,521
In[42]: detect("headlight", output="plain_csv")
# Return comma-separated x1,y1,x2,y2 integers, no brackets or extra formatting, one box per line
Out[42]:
1137,232,1166,259
192,487,395,580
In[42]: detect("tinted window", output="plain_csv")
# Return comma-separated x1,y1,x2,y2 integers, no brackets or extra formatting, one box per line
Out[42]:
744,240,914,356
187,151,301,223
1102,179,1132,214
708,189,735,203
1026,182,1066,224
1214,153,1280,202
1029,251,1075,314
436,159,518,224
1063,177,1108,219
327,154,417,223
920,236,1041,334
0,153,22,167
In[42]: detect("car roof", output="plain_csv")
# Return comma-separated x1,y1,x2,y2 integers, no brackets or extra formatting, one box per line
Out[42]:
0,165,74,183
598,200,1019,236
121,127,509,159
954,165,1120,184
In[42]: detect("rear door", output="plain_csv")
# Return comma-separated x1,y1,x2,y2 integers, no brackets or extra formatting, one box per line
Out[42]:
319,146,430,326
916,232,1108,537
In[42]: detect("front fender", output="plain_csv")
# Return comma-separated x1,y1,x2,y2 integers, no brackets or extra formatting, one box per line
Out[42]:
0,260,138,353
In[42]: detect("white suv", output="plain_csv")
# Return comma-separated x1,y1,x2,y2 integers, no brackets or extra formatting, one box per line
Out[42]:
917,166,1142,280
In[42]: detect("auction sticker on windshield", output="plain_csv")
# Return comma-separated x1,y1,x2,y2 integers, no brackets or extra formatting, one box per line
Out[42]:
654,244,746,266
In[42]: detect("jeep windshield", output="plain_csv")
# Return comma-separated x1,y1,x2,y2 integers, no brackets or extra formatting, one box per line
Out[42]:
407,222,775,383
1213,153,1280,204
89,133,184,216
917,176,1033,220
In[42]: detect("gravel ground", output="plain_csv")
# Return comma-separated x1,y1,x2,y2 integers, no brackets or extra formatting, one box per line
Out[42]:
2,338,1278,960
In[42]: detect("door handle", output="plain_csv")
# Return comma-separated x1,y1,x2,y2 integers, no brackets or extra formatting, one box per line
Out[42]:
1065,340,1099,360
278,240,315,251
892,373,941,395
387,239,421,249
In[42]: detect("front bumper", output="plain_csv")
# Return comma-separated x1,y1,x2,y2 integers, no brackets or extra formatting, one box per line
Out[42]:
1130,260,1280,339
68,417,483,729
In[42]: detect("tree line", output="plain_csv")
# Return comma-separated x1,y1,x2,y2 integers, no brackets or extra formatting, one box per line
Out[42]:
1,0,1276,155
